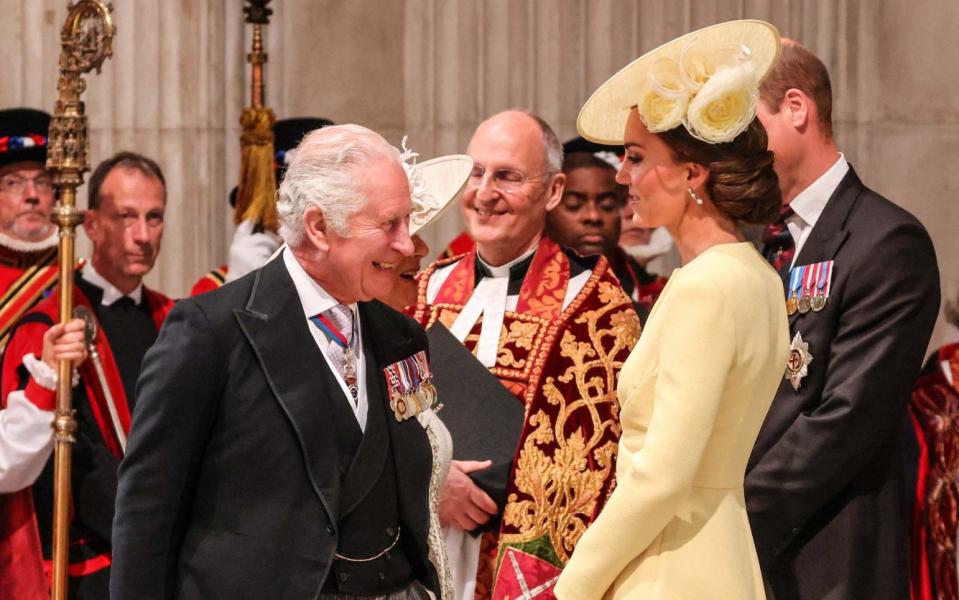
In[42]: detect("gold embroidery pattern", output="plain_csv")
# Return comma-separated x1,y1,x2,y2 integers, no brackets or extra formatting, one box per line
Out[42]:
498,287,640,563
426,306,551,386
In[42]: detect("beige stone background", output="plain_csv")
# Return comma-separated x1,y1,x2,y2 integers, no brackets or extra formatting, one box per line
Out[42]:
1,0,956,349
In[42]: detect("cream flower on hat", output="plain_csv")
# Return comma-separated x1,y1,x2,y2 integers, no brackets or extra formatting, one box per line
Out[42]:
685,60,759,143
577,20,780,146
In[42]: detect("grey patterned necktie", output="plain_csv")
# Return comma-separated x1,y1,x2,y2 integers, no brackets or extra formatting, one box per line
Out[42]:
320,304,359,403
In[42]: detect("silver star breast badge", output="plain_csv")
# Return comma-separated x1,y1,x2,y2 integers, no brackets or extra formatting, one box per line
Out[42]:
785,331,813,391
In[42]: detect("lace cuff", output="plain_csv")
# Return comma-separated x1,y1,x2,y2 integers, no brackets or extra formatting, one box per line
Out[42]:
23,353,80,390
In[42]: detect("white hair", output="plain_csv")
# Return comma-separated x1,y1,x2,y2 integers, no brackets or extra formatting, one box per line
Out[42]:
276,124,401,246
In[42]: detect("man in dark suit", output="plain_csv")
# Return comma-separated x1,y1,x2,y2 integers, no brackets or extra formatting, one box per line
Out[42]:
745,40,941,599
111,124,450,599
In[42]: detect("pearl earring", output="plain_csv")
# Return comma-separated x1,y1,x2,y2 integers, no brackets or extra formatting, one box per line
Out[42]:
688,187,703,206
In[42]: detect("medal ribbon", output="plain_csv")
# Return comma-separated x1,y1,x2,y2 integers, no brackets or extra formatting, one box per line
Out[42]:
821,261,833,296
801,264,815,300
788,265,802,300
309,314,351,349
816,261,829,295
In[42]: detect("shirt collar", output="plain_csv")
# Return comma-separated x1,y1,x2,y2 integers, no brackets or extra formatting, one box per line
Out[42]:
788,153,849,229
476,244,537,278
81,262,143,306
282,247,356,320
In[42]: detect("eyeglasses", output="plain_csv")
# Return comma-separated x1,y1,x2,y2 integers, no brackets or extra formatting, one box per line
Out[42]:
467,165,556,193
0,174,54,196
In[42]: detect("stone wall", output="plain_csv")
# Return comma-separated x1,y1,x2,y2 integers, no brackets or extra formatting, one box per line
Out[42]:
1,0,955,346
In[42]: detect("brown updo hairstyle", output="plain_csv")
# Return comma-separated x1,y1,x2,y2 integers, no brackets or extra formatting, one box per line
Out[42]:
657,118,781,225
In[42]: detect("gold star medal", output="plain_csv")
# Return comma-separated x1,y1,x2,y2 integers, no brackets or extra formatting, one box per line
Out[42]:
785,331,813,391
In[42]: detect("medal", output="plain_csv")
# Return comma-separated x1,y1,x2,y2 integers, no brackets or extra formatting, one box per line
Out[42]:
785,331,813,391
785,267,802,316
811,260,832,312
383,351,438,421
798,265,813,314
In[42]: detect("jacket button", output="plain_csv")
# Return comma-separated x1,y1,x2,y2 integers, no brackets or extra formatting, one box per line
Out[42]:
326,524,335,535
339,573,350,582
386,526,395,537
378,572,386,582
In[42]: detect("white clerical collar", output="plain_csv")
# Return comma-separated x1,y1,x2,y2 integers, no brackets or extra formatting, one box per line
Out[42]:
789,153,849,230
81,262,143,306
476,243,538,279
282,247,357,321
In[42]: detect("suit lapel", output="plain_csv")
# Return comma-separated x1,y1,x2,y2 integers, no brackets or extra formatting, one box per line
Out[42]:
787,168,863,327
233,254,341,520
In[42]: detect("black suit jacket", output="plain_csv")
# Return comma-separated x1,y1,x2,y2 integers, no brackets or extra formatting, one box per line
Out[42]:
745,167,940,600
110,254,440,599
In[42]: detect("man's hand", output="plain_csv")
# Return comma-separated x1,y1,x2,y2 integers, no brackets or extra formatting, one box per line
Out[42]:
439,459,498,530
40,318,88,370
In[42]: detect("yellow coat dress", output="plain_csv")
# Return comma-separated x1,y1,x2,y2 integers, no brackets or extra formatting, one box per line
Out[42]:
555,242,790,600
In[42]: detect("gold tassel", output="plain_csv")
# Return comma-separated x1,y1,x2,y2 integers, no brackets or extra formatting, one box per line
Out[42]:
235,105,278,231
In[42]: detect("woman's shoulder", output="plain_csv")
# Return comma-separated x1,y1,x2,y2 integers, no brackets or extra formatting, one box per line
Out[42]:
671,243,779,304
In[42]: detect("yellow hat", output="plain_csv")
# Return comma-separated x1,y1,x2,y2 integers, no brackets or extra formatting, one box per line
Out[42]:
577,20,781,145
407,153,473,236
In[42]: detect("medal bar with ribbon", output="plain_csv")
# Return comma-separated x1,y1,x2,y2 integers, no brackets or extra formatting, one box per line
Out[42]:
309,313,360,403
383,350,438,422
786,266,802,316
812,260,832,312
798,264,815,314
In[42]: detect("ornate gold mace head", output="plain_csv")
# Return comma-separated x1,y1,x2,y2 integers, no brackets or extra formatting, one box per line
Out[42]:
46,0,115,190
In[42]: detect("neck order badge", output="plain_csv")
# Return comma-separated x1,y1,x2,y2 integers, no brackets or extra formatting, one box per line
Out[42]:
309,311,359,403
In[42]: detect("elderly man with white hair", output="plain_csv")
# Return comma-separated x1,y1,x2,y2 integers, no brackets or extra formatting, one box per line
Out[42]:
110,124,452,600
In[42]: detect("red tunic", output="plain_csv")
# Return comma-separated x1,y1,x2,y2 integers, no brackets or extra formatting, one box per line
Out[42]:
189,265,228,296
0,281,173,599
412,237,640,598
909,343,959,600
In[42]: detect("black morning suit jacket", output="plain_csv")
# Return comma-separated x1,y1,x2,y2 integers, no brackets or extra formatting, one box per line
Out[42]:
110,253,440,599
745,167,940,600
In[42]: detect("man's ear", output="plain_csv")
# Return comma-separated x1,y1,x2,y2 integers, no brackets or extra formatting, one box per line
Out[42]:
782,88,810,131
302,205,331,253
544,172,566,212
81,210,96,240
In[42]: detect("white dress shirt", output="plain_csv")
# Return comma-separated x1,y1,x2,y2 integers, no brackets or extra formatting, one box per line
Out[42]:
786,153,850,268
282,249,368,431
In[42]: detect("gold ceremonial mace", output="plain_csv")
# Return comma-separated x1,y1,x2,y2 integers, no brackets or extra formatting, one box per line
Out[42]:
45,2,114,598
234,0,278,231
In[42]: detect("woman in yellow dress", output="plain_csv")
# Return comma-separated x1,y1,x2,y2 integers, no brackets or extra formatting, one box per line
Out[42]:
555,21,789,600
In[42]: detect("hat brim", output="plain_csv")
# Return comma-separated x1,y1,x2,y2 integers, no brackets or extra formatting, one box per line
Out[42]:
577,20,781,145
0,146,47,170
409,154,473,237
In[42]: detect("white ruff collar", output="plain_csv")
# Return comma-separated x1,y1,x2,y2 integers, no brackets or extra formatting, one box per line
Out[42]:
0,229,58,253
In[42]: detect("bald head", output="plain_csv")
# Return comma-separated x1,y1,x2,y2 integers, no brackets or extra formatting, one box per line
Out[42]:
470,110,562,173
460,110,566,266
